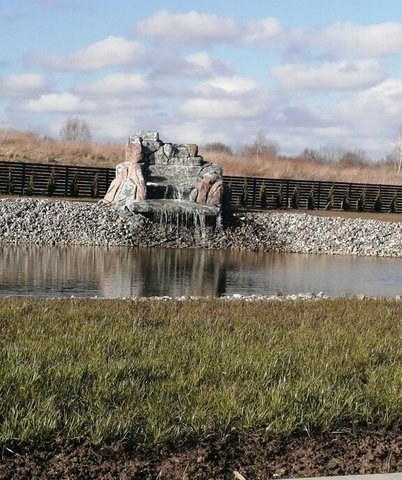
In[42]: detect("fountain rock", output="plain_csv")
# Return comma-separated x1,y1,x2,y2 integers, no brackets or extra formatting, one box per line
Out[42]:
104,131,223,224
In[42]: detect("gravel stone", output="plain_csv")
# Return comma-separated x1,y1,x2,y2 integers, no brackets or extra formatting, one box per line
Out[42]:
0,198,401,257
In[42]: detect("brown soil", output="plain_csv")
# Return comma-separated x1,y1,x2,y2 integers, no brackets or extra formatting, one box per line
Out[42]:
1,426,400,479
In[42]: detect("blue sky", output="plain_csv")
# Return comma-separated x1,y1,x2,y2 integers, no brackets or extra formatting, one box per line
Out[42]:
2,0,402,159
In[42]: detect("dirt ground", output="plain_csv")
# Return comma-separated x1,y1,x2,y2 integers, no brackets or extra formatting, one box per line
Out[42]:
1,426,400,479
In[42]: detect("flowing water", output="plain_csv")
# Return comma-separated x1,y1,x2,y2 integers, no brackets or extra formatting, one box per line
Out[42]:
0,245,401,298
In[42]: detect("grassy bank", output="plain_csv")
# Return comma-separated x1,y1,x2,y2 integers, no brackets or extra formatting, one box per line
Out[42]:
0,298,400,444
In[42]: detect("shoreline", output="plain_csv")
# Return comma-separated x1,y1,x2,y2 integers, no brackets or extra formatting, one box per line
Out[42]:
0,197,401,257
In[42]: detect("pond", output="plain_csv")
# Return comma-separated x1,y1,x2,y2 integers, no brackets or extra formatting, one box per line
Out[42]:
0,246,401,298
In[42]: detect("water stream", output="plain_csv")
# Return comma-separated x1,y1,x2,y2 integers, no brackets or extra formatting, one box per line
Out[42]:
0,246,401,298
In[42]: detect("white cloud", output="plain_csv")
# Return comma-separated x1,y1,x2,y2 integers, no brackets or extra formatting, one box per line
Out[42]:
149,51,233,79
180,97,263,119
0,74,49,97
136,10,283,46
242,17,282,44
337,79,402,122
186,52,214,71
268,80,402,157
271,60,384,91
30,36,146,71
75,73,148,95
319,22,402,57
192,75,260,97
287,22,402,58
181,75,272,120
161,121,207,144
24,92,96,113
71,112,142,140
182,52,232,77
136,10,238,44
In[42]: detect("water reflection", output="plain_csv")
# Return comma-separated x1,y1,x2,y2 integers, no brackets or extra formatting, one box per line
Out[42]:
0,245,401,298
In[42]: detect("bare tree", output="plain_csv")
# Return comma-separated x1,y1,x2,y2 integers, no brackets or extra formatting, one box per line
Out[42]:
253,131,267,160
59,117,92,142
390,129,402,175
301,146,367,165
242,131,279,159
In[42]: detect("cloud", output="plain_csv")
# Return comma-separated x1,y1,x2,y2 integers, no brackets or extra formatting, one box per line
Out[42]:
242,17,283,44
178,72,273,123
29,36,146,71
320,22,402,57
74,73,149,96
273,106,332,129
24,92,96,113
186,52,214,71
287,22,402,58
266,80,402,157
136,10,283,47
180,76,271,119
148,51,233,80
180,98,262,119
0,74,49,97
136,10,238,44
271,60,384,91
71,72,158,111
336,79,402,125
192,75,261,97
184,52,232,77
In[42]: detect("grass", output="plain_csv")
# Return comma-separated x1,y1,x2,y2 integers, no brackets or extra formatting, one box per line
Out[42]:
206,150,400,185
0,128,124,169
0,298,400,445
1,127,401,184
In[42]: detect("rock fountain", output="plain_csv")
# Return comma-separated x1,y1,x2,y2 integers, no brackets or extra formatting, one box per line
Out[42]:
104,130,223,226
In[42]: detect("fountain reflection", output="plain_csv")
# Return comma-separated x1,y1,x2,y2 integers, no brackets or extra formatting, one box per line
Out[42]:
0,246,401,298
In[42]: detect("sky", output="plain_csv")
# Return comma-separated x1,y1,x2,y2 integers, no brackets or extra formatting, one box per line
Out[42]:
2,0,402,159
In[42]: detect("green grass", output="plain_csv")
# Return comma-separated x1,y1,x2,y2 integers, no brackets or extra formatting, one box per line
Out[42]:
0,298,400,444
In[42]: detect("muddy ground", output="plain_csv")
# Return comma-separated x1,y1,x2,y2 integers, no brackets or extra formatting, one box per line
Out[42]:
1,426,400,479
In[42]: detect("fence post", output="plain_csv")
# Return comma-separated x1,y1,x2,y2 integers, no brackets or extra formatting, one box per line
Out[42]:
349,183,352,210
286,179,290,209
252,177,257,207
317,182,321,209
21,163,26,195
65,166,69,196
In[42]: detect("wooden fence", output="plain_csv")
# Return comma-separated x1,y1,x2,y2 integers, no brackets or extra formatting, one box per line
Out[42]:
224,175,402,213
1,160,402,213
0,161,114,199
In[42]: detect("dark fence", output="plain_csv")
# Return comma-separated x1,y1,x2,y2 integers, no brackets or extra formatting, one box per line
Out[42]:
224,175,402,213
0,161,114,199
1,160,402,213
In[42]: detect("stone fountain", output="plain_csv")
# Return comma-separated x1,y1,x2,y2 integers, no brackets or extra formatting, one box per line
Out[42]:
104,130,223,226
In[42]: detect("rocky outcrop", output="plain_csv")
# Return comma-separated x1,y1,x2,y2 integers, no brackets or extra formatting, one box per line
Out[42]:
103,131,223,219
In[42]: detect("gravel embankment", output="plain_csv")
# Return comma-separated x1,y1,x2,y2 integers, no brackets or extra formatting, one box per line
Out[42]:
0,198,401,257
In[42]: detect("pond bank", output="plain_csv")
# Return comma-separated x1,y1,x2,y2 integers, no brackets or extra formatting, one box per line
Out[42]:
0,198,401,257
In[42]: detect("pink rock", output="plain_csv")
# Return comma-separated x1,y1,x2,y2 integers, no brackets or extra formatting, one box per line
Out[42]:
206,180,223,204
128,163,146,200
103,166,128,203
125,143,143,163
187,144,198,157
196,174,219,204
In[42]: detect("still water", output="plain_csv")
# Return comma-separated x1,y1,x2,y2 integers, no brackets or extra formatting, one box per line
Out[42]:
0,245,401,298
